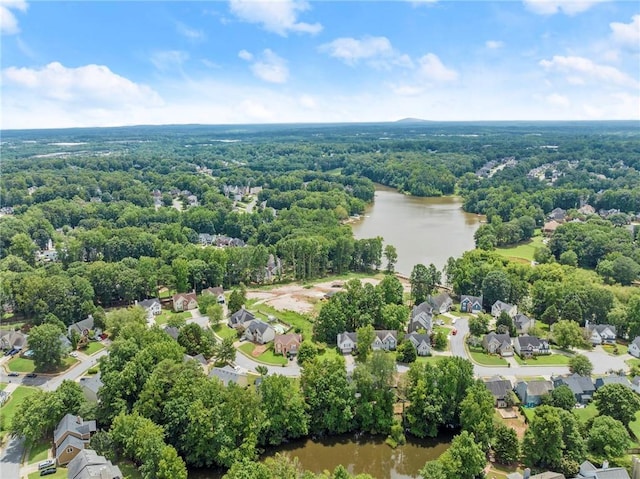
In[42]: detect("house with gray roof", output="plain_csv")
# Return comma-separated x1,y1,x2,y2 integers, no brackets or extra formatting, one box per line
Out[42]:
514,335,550,358
68,316,95,338
404,333,431,356
136,298,162,320
629,337,640,358
337,332,357,354
575,460,630,479
209,365,248,387
228,308,255,328
586,323,617,345
552,374,595,404
515,379,554,406
595,374,632,390
0,330,27,351
460,295,483,314
428,293,452,314
631,376,640,395
163,326,180,341
67,449,122,479
482,332,514,357
243,319,275,344
492,301,517,319
372,330,398,351
483,376,513,408
408,301,433,334
79,375,103,402
507,469,564,479
548,207,567,222
54,414,96,466
514,313,535,335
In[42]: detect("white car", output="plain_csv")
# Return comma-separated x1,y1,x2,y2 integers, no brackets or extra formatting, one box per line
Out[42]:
38,459,54,470
69,351,79,358
452,318,457,324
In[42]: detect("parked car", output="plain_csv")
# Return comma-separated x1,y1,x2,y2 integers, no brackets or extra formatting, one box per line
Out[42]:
38,459,54,470
40,467,57,476
452,318,457,324
8,372,19,377
452,328,458,335
69,351,79,358
26,373,37,378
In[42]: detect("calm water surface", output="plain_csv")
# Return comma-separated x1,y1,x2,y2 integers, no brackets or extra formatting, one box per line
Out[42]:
351,186,481,275
188,434,452,479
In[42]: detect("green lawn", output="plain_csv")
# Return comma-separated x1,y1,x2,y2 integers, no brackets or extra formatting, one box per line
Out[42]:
252,303,314,339
81,341,104,355
0,383,5,391
495,234,544,262
0,386,38,436
573,403,598,424
27,438,51,464
119,461,143,479
238,342,287,365
629,410,640,442
467,347,508,366
514,353,570,366
28,468,67,479
155,310,191,326
212,323,238,340
414,355,446,365
7,356,77,373
521,406,537,423
603,343,628,355
627,358,640,368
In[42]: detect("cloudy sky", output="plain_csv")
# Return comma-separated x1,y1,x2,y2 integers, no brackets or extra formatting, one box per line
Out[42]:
1,0,639,129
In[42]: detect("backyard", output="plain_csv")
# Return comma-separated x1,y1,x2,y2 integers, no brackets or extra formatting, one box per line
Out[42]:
495,234,544,263
238,342,288,366
7,355,77,374
155,310,191,326
0,385,38,437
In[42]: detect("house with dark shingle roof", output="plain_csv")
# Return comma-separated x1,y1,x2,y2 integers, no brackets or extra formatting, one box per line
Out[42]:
228,308,255,328
629,337,640,358
514,313,535,335
515,379,554,406
67,449,122,479
68,316,95,338
404,333,431,356
428,293,452,314
595,375,632,390
586,323,617,345
483,376,513,408
243,319,276,344
514,335,550,358
79,375,103,402
460,295,483,314
482,332,514,357
548,207,567,222
408,301,433,334
54,414,96,466
163,326,180,341
552,373,595,404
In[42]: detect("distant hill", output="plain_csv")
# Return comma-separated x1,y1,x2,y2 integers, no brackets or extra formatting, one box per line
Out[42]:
395,117,431,123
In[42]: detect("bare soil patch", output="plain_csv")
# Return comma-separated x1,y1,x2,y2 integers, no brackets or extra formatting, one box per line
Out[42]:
252,344,268,357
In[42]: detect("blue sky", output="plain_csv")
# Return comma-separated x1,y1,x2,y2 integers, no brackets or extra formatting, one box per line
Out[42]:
1,0,638,129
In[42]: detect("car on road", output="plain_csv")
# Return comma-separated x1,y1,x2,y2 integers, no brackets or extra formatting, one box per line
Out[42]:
69,351,79,358
451,318,457,324
8,372,19,377
451,328,458,335
38,460,54,470
26,373,37,378
40,467,57,476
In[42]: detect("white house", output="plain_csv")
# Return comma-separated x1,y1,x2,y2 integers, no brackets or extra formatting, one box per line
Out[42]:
137,298,162,321
371,330,398,351
513,335,550,358
243,319,276,344
337,332,357,354
491,301,517,318
587,323,616,345
404,333,431,356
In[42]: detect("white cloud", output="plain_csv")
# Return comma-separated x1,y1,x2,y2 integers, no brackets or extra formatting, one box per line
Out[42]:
523,0,608,15
248,49,289,84
229,0,321,36
610,15,640,50
150,50,189,71
540,55,638,88
546,93,570,107
0,0,27,35
2,62,162,107
485,40,504,49
389,84,424,96
320,36,393,65
417,53,458,82
299,94,317,108
176,22,205,41
238,49,253,61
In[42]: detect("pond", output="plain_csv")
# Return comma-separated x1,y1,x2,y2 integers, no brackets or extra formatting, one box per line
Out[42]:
351,185,481,276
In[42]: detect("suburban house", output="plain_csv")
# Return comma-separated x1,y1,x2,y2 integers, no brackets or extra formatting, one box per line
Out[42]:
163,326,180,341
54,414,97,466
202,286,225,304
428,293,453,315
79,375,103,402
67,449,122,479
228,308,256,329
404,333,431,356
575,460,630,479
543,220,561,236
578,204,596,215
372,330,398,351
632,376,640,395
408,301,433,334
68,315,95,338
337,332,358,354
629,337,640,358
586,323,617,345
551,374,595,404
491,301,517,318
243,319,276,344
513,335,550,358
209,365,248,387
482,332,514,357
172,292,198,312
184,353,208,368
514,313,535,335
595,375,632,390
0,330,27,351
274,333,302,356
483,376,513,408
459,295,483,314
136,298,162,320
515,379,554,406
507,471,564,479
548,207,567,222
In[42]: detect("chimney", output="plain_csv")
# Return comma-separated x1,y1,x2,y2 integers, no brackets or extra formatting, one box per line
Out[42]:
602,460,609,469
523,468,531,479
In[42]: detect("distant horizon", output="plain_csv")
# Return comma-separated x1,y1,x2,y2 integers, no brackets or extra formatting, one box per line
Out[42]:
1,1,638,129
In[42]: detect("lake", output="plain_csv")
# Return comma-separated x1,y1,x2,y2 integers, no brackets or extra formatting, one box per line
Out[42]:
351,185,482,276
189,433,453,479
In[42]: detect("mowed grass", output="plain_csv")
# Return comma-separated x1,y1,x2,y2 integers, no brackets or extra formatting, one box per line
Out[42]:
27,438,51,464
28,468,67,479
7,356,77,373
0,386,39,436
495,234,545,262
514,354,570,366
212,323,238,340
629,410,640,442
252,303,314,339
155,309,191,326
81,341,104,355
238,342,287,365
602,343,628,355
468,347,508,366
573,403,598,424
414,355,446,365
